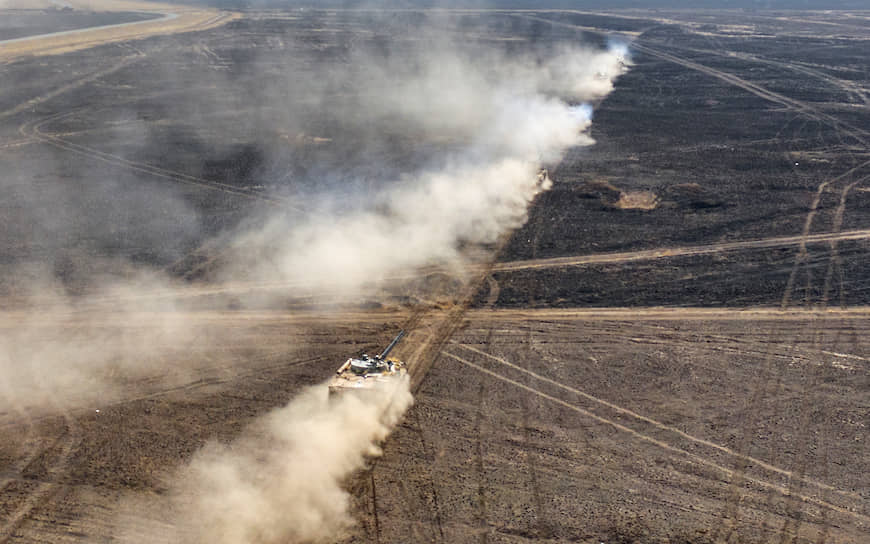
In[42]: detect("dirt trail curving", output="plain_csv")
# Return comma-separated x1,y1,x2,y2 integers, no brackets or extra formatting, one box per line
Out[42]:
0,0,240,62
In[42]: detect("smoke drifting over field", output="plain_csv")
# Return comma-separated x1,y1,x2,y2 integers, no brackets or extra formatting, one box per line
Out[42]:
224,41,629,292
0,13,628,543
163,40,625,541
114,377,413,544
172,378,412,544
0,28,629,413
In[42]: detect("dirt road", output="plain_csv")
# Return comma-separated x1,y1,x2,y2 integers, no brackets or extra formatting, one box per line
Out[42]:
492,227,870,272
0,0,239,62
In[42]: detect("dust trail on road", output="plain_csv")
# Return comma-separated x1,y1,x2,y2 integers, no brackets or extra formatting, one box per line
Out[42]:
118,378,413,544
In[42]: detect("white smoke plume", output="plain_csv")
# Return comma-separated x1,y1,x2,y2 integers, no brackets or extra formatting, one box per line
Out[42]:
223,43,628,294
0,21,629,544
0,31,629,418
0,269,205,415
143,377,413,544
0,38,630,415
121,41,626,544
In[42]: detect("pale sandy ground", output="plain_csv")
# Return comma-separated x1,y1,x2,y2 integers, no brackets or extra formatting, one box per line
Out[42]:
0,0,240,61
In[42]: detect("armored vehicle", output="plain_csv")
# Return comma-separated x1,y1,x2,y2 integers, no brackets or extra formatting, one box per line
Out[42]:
328,330,408,395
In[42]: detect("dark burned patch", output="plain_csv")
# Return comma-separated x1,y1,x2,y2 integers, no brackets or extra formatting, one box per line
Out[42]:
576,179,623,205
664,182,724,209
201,143,265,187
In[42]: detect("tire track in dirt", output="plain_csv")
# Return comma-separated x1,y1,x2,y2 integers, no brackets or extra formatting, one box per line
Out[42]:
362,264,492,542
453,343,861,507
465,322,497,544
716,120,838,544
361,221,529,541
493,316,870,374
642,40,869,107
629,42,868,146
781,167,870,308
514,11,868,144
727,95,868,542
821,175,870,308
775,326,825,544
520,326,552,539
490,15,867,540
768,146,868,544
0,53,144,121
456,312,869,538
472,380,489,544
0,419,41,503
0,138,36,150
441,351,870,531
530,27,864,532
491,226,870,273
465,307,870,322
0,351,335,440
0,413,81,544
783,161,870,540
21,110,295,207
516,209,550,538
368,470,381,544
366,407,444,544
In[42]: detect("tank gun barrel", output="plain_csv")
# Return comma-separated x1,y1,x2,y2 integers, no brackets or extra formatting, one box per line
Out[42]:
378,330,405,359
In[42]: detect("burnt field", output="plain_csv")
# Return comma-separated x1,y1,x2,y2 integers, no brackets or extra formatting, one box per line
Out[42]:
0,6,868,544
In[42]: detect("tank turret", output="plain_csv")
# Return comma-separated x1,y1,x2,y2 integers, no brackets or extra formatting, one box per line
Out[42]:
328,330,408,394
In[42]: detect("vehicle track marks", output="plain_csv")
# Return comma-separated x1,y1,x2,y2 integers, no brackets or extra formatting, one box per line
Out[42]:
368,470,381,544
442,351,869,529
0,352,334,436
453,343,861,505
0,138,36,150
629,42,868,146
473,381,489,544
644,40,870,108
398,411,446,543
0,54,144,121
0,413,81,544
21,111,296,207
520,327,551,539
493,226,870,273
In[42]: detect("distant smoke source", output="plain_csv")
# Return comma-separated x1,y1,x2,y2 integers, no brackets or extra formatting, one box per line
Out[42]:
166,378,413,544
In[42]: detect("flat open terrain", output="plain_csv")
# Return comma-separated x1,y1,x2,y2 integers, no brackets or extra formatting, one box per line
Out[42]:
0,1,238,61
0,11,159,42
0,5,867,544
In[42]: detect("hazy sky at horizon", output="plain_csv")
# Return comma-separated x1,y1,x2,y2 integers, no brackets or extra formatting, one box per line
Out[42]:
162,0,867,10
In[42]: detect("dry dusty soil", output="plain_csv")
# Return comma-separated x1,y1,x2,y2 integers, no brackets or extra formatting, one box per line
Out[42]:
0,4,868,544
